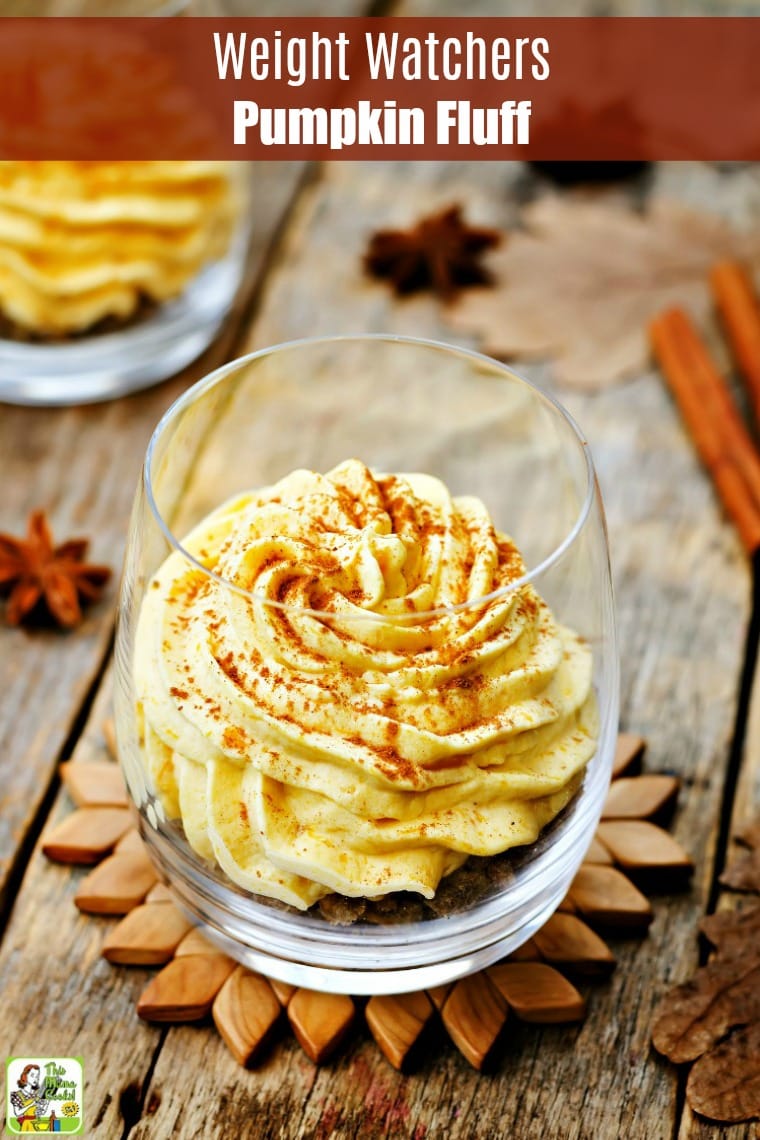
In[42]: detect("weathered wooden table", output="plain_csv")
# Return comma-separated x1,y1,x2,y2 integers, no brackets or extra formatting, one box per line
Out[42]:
1,13,759,1140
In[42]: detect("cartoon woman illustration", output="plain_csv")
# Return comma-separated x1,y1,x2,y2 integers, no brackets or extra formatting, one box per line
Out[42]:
9,1065,57,1132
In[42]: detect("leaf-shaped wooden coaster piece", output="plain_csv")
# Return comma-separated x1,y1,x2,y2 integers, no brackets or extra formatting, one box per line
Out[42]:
596,820,693,875
365,991,434,1071
532,913,615,977
114,829,147,858
75,850,157,915
212,966,282,1067
686,1021,760,1123
487,963,585,1023
583,835,613,865
447,195,760,389
269,980,297,1007
174,928,220,957
602,775,679,822
506,937,541,962
441,973,509,1070
287,990,356,1063
612,733,646,779
719,847,760,893
144,882,173,904
102,902,194,965
568,865,653,930
60,761,128,808
42,807,133,864
426,984,454,1012
651,955,760,1063
137,954,236,1022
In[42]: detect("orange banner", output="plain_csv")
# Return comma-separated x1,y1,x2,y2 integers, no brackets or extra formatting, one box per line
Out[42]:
1,17,759,160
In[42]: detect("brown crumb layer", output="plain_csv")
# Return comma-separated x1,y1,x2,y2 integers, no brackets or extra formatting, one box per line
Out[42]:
0,295,159,344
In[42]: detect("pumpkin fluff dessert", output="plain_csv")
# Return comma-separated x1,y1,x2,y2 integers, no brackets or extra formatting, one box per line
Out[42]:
0,161,239,337
134,459,598,921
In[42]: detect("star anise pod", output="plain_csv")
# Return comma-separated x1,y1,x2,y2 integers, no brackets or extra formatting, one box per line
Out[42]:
364,204,501,300
0,510,111,629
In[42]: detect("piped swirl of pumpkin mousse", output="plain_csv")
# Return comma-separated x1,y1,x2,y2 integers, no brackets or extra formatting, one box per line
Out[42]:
134,459,597,910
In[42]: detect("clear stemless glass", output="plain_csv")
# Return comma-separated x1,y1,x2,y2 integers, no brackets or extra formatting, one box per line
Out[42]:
0,163,250,407
114,335,619,995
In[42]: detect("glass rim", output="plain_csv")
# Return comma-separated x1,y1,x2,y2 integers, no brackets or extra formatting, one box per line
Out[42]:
143,332,597,623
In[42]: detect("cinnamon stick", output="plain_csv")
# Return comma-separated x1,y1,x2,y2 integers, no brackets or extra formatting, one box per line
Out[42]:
711,260,760,427
650,307,760,554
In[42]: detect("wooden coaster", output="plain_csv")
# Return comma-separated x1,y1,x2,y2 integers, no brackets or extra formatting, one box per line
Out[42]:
287,989,356,1063
114,829,147,858
137,954,236,1022
269,979,297,1007
145,882,173,904
603,775,679,822
487,963,585,1024
47,728,694,1072
612,733,646,779
60,761,128,809
427,983,454,1012
584,835,614,865
366,991,434,1071
596,820,693,876
174,928,220,957
441,974,509,1070
102,903,194,965
532,913,616,976
212,967,282,1067
506,937,541,962
42,807,133,864
568,865,653,930
75,850,157,915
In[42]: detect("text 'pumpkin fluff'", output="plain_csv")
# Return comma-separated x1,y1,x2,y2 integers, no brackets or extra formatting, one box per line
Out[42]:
135,459,597,910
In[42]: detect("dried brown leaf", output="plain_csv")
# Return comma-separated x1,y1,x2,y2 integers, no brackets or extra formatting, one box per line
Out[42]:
448,194,760,390
687,1022,760,1123
700,903,760,960
720,847,760,894
651,954,760,1063
737,821,760,850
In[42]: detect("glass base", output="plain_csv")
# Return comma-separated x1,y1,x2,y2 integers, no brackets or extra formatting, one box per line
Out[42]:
181,904,561,996
137,799,601,995
0,236,248,407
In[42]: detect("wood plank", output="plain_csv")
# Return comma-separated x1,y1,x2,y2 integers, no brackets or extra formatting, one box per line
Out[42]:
123,157,755,1139
0,158,311,917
